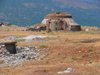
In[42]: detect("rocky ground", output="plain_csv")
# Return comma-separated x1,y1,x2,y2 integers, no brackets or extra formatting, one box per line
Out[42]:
0,35,52,67
0,35,50,67
1,26,100,75
0,45,48,67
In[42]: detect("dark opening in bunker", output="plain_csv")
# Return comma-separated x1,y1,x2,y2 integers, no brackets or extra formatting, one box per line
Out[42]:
4,42,17,54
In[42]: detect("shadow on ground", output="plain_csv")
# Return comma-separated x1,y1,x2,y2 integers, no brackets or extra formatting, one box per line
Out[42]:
74,39,100,43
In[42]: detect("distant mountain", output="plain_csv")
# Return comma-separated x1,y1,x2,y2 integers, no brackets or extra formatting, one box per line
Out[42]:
0,0,100,27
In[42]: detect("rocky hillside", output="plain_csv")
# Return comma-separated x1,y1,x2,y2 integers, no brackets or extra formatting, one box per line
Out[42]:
0,0,100,27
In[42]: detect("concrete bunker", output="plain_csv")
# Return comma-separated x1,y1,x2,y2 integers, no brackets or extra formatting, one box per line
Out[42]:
0,42,17,54
40,12,81,31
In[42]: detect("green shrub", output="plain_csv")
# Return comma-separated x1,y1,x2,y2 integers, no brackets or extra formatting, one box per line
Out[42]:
46,30,52,33
28,56,31,60
0,60,4,64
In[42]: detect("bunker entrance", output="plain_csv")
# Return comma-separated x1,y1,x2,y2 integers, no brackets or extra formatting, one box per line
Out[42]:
50,19,63,31
4,42,17,54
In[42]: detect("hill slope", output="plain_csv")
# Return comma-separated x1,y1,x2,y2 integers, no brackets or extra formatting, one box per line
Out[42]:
0,0,100,27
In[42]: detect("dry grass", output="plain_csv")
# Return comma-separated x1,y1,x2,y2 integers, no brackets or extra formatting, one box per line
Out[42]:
1,26,100,75
38,43,48,48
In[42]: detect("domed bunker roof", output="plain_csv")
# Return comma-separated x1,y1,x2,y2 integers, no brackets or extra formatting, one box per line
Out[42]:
45,12,72,19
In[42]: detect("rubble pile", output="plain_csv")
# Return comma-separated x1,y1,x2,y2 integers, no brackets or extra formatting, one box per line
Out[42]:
0,35,53,43
0,35,53,67
0,45,48,67
0,44,10,55
26,26,46,31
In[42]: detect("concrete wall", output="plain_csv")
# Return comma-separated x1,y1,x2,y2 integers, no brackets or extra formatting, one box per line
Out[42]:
50,20,56,30
49,19,63,30
56,20,63,30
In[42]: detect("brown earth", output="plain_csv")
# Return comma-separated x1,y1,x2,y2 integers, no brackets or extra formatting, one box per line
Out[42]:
0,26,100,75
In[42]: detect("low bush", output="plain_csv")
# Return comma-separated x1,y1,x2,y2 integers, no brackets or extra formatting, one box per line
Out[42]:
46,30,52,33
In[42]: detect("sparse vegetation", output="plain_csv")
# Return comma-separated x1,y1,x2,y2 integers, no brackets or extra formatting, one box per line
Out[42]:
93,63,100,67
3,27,10,31
14,39,25,42
76,56,83,60
46,30,52,33
40,57,44,60
10,25,19,28
0,60,4,64
65,58,73,62
44,59,49,64
41,31,45,34
78,30,100,34
16,35,22,38
76,42,82,45
1,26,100,75
39,43,48,48
88,46,93,52
27,56,31,60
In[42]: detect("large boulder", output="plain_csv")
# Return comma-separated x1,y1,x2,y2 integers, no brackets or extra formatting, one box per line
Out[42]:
0,21,11,26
